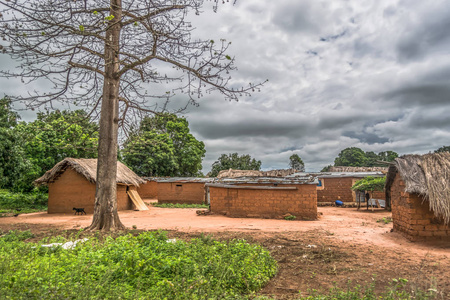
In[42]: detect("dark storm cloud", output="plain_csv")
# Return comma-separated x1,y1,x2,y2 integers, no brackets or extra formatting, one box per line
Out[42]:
396,3,450,62
385,84,450,107
343,131,389,144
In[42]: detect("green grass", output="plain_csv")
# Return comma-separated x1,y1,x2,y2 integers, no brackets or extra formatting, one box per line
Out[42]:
151,202,209,209
0,189,47,216
377,217,393,224
0,230,277,299
300,278,439,300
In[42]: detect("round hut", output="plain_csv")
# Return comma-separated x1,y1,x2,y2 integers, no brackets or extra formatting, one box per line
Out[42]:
385,153,450,241
35,158,146,214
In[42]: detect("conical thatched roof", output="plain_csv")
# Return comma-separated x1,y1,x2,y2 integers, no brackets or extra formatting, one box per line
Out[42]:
34,158,145,187
385,152,450,224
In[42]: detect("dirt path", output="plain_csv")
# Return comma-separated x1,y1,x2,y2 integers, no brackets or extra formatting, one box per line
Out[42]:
1,207,449,298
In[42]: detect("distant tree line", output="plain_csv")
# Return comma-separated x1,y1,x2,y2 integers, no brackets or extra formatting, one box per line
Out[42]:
321,147,399,172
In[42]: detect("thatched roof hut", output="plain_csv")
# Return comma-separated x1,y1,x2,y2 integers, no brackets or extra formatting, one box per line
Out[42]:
35,158,145,187
385,153,450,224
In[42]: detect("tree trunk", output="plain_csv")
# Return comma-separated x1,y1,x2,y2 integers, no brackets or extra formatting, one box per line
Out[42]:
87,0,124,231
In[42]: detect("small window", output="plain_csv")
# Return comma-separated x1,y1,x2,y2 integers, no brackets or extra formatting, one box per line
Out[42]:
176,184,182,187
317,180,322,187
273,183,278,187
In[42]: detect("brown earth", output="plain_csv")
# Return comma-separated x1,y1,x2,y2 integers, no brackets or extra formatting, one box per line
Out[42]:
0,206,449,299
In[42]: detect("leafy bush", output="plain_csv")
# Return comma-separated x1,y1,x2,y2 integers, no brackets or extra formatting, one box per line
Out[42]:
351,177,386,192
151,202,209,209
0,231,277,299
284,215,297,221
0,230,34,242
0,189,47,214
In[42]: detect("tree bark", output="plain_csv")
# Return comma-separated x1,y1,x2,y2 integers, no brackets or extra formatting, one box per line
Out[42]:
87,0,125,231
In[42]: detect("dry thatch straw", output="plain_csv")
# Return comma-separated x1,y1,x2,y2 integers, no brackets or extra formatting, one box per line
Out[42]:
34,158,145,187
385,152,450,224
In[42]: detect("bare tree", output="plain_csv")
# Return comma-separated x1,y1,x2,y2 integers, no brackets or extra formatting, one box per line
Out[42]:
0,0,264,230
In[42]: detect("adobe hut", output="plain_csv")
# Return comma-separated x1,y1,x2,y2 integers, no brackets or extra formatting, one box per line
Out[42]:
385,153,450,241
137,178,158,200
156,177,213,204
317,172,386,203
207,178,317,220
35,158,145,214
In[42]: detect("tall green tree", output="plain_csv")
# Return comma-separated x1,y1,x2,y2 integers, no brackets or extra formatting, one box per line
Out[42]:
378,151,398,162
334,147,367,167
289,154,305,172
13,110,99,191
0,97,26,190
435,146,450,153
122,114,205,177
209,153,262,177
334,148,398,167
364,151,379,167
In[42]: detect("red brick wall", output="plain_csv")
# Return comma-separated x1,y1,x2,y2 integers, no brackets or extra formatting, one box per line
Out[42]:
48,168,132,214
371,190,386,200
137,181,158,199
209,184,317,220
391,173,450,241
157,182,206,204
317,177,356,202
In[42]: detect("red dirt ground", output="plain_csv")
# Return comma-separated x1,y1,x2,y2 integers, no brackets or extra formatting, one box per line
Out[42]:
1,207,449,299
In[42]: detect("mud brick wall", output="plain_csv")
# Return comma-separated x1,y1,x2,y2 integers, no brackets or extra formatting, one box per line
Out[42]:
137,181,158,199
209,184,317,219
317,177,357,202
371,190,386,200
158,182,206,204
391,173,450,241
48,168,132,214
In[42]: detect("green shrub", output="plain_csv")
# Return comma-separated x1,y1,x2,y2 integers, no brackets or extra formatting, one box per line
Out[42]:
0,230,34,242
351,177,386,192
0,231,277,299
284,215,297,221
0,189,48,214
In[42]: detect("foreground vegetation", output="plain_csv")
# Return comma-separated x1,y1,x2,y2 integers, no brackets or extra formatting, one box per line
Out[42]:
0,189,47,216
0,230,277,299
300,279,439,300
151,202,209,209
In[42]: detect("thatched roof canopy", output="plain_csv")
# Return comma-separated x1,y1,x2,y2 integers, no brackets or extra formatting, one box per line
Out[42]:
34,158,145,187
385,153,450,224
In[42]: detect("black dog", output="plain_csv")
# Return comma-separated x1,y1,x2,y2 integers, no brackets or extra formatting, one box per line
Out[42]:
73,207,86,215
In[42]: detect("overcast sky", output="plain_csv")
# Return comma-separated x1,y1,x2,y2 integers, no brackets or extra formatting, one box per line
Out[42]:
2,0,450,173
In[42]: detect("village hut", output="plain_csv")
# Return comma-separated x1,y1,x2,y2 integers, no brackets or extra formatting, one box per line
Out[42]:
207,177,318,220
155,177,213,204
35,158,146,214
316,172,385,203
385,153,450,240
